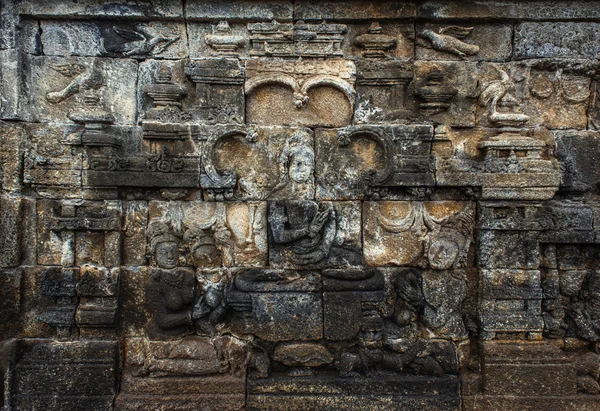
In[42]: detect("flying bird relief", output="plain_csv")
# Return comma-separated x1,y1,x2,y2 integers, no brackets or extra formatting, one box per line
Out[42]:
103,26,179,57
419,26,480,58
46,60,103,104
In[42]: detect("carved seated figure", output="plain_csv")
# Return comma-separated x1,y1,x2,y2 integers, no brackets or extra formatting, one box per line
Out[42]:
183,226,223,268
270,200,360,267
146,221,196,338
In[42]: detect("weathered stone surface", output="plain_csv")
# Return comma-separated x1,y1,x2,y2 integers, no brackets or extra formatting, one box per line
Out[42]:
6,339,119,411
0,49,22,119
363,201,474,267
347,22,414,60
0,194,22,267
246,59,356,127
228,269,323,340
419,1,600,20
554,131,600,196
188,22,249,58
148,201,267,267
18,0,183,18
316,125,436,200
116,335,247,411
514,23,600,59
186,0,293,21
296,0,417,20
0,122,24,191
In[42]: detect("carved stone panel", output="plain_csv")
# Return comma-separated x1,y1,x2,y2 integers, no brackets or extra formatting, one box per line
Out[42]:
363,201,475,267
4,2,600,410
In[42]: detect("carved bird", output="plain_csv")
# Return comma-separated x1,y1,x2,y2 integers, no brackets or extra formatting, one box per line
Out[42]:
419,26,480,58
106,26,179,56
46,60,103,103
479,65,512,112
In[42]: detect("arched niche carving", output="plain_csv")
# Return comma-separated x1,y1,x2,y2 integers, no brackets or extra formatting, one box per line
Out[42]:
245,74,356,127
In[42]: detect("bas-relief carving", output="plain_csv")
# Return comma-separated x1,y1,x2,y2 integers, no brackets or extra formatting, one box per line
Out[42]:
316,125,435,200
245,59,356,127
418,26,480,58
4,2,600,411
32,56,138,125
102,25,179,57
268,200,362,269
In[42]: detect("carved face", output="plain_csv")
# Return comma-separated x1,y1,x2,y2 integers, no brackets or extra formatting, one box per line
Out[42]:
191,244,221,267
289,147,314,184
155,241,179,269
427,237,459,270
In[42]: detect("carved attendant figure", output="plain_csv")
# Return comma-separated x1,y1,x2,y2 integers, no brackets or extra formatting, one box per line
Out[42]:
146,221,195,338
421,206,474,340
193,270,230,336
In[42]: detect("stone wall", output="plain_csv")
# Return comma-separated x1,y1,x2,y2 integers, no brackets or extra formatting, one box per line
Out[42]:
1,1,600,410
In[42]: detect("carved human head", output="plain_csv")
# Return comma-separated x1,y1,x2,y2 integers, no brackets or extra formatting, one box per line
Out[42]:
284,130,314,184
424,206,474,271
183,226,221,268
427,236,460,271
148,220,180,269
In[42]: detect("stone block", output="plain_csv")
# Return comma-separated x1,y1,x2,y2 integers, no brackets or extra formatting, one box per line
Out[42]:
228,269,323,341
28,56,138,125
0,0,18,49
416,24,512,62
199,126,315,201
40,20,188,59
115,335,247,411
0,267,23,339
413,61,478,127
0,122,24,191
186,0,293,21
514,23,600,59
0,49,22,119
345,22,414,60
481,342,577,396
554,131,600,197
476,62,592,130
316,125,436,200
188,21,249,58
18,0,183,18
6,339,119,411
363,201,474,267
248,373,460,411
0,194,21,267
418,1,600,21
148,201,268,268
295,0,417,20
323,268,385,340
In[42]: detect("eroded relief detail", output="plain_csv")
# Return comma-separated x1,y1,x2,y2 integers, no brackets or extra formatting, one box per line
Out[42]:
2,2,600,411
